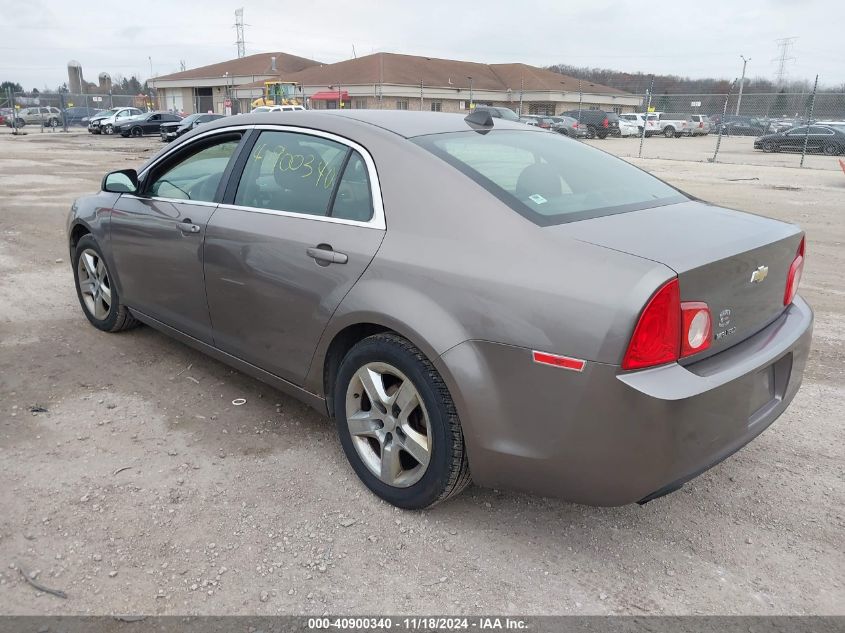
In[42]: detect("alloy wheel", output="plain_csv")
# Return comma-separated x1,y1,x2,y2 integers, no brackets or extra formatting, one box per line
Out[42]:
77,248,112,320
345,362,432,488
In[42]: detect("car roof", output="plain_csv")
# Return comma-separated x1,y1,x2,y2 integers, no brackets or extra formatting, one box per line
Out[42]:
198,110,537,139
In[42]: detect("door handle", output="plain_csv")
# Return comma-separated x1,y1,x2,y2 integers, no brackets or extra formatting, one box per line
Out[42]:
306,245,348,265
178,219,201,234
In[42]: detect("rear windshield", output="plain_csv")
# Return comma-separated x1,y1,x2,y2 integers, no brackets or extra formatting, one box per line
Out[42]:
414,130,686,226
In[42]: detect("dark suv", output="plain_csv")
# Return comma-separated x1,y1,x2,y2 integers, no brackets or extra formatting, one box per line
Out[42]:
561,109,618,139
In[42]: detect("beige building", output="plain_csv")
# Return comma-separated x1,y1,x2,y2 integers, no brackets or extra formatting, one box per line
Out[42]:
149,51,321,114
152,51,640,116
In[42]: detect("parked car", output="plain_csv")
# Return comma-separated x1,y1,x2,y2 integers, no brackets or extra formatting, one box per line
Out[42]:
471,106,520,122
88,107,144,135
519,115,554,129
754,125,845,155
67,110,812,509
687,114,712,136
619,112,660,136
160,113,226,142
713,115,768,137
267,104,306,112
63,107,104,126
116,111,182,137
561,109,618,139
657,113,693,138
12,106,63,128
616,116,639,137
548,115,587,138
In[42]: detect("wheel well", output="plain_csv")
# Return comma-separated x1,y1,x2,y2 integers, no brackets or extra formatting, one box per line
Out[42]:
69,224,90,250
323,323,391,416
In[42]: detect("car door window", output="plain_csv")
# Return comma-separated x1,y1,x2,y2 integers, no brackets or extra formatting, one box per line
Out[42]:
234,130,349,216
809,126,831,135
330,151,373,222
148,135,241,202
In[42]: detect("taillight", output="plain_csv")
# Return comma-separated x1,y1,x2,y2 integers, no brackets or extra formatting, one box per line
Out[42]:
622,279,680,370
622,278,712,370
784,237,805,305
699,121,704,128
680,302,711,358
602,117,609,128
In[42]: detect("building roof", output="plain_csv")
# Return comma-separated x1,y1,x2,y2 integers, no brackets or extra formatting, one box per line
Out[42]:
279,53,629,95
153,51,322,82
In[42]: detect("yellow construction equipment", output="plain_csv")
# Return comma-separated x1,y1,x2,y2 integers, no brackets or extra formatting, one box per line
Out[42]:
251,81,301,108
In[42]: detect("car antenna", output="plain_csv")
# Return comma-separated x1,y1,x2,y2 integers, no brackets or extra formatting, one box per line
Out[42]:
464,110,494,130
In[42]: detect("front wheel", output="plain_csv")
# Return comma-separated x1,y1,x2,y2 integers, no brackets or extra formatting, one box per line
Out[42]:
823,143,839,156
72,235,139,332
131,126,143,137
762,140,776,152
102,123,114,135
334,333,471,509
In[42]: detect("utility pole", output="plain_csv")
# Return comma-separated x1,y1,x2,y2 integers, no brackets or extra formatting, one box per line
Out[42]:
736,55,750,115
467,76,473,110
773,37,797,87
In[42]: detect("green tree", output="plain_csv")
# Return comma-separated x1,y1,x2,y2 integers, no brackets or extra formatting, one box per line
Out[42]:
1,80,23,93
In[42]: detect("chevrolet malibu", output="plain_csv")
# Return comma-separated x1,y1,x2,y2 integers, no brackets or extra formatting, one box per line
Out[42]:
67,110,813,509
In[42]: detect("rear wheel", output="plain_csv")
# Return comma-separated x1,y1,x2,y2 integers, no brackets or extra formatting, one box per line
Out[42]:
72,235,138,333
334,333,471,509
823,143,839,156
585,125,596,139
596,130,608,139
663,126,675,138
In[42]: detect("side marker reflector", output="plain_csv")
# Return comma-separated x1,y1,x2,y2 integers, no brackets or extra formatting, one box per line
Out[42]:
532,351,586,372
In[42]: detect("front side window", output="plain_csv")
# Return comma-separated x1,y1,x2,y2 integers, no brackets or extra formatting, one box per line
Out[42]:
415,130,686,226
148,135,241,202
234,131,348,216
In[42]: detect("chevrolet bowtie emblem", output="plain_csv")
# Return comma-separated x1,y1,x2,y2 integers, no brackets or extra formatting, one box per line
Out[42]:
750,265,769,283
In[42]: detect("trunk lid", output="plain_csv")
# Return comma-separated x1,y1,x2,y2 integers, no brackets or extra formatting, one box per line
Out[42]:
552,200,803,360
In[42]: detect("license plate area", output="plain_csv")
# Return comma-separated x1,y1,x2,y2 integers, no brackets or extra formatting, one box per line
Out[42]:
748,353,793,427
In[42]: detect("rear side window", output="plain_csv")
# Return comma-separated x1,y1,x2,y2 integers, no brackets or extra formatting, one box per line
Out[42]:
234,130,348,217
415,130,686,226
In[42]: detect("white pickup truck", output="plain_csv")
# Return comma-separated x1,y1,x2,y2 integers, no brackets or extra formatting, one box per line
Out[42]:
656,112,693,138
619,112,660,137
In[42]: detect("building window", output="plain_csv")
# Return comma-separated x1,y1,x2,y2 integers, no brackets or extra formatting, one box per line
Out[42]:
353,98,367,109
611,106,622,114
396,99,409,110
529,103,554,116
430,100,442,112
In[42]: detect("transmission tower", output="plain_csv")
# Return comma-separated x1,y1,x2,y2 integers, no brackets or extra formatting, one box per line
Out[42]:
772,37,797,86
234,8,246,58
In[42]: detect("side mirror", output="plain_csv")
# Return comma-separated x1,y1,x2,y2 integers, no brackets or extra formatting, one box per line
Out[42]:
102,169,138,194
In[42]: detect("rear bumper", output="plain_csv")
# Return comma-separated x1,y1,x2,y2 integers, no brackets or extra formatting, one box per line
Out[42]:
440,296,813,505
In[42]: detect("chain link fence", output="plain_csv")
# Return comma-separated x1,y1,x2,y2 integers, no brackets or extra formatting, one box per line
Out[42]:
2,91,156,133
588,78,844,168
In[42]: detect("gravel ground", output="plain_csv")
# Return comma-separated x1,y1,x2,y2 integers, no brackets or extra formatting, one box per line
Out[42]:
0,129,843,616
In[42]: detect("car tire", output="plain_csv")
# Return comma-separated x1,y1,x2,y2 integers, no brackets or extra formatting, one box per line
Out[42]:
823,143,839,156
596,130,608,139
102,123,114,135
585,125,596,139
14,118,25,128
72,235,139,333
131,126,143,137
663,127,675,138
762,141,777,152
334,333,471,509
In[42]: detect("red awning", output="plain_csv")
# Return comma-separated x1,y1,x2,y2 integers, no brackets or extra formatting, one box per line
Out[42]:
310,90,349,101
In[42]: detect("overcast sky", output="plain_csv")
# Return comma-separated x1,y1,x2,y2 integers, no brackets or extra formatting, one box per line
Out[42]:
2,0,843,90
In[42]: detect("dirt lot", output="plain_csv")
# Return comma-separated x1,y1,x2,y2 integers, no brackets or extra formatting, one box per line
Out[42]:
0,128,843,616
